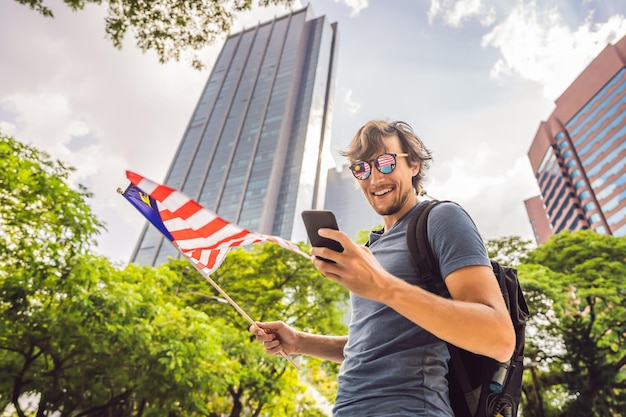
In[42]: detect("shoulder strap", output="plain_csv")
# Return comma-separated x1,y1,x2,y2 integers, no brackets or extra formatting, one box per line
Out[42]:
406,199,448,297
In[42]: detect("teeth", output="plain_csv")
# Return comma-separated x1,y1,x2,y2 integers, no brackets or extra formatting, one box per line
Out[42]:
374,188,392,196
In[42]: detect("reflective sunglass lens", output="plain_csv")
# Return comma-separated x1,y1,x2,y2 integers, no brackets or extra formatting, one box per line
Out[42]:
376,154,396,174
351,161,371,180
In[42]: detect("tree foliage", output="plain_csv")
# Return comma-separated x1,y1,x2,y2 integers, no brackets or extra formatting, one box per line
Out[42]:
485,235,534,266
0,134,102,275
0,133,347,416
518,230,626,417
15,0,295,69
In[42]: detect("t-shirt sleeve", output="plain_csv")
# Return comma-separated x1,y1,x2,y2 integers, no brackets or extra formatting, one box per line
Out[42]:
426,202,491,280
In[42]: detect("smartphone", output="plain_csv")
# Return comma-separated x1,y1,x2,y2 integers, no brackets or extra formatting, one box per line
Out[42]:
301,210,344,262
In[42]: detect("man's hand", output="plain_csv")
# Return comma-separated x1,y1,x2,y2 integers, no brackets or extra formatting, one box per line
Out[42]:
310,228,397,302
250,321,299,356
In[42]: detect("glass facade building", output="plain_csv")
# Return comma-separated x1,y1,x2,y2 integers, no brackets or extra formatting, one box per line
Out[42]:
525,35,626,244
131,6,338,265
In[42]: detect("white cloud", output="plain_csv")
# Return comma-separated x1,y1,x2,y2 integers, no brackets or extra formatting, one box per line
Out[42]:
482,2,626,99
428,152,539,240
1,93,92,166
0,120,16,136
335,0,368,17
342,88,361,116
428,0,495,27
1,91,124,201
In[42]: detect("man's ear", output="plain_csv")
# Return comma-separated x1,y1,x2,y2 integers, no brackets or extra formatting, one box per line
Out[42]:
411,161,420,178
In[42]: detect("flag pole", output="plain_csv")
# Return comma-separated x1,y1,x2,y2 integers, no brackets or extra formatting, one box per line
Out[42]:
186,259,301,371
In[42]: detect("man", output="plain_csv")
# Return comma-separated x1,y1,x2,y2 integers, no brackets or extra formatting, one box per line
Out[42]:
250,120,515,416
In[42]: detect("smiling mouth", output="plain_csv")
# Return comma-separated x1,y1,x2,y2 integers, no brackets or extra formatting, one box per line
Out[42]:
373,187,393,196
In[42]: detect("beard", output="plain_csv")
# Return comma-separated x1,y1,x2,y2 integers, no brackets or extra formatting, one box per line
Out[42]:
371,188,414,216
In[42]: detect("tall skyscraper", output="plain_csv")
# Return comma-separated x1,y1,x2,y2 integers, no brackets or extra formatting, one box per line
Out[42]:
131,6,338,265
525,35,626,245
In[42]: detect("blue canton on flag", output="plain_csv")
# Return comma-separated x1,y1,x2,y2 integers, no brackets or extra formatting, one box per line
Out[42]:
121,183,174,241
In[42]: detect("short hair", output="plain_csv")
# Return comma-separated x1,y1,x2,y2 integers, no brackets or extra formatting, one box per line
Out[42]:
341,120,432,194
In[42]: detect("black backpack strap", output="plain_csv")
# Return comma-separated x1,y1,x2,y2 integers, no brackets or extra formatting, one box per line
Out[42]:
406,199,448,297
406,199,476,416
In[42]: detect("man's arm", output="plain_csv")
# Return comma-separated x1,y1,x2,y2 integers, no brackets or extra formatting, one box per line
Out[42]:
311,231,515,363
250,321,347,363
379,264,515,362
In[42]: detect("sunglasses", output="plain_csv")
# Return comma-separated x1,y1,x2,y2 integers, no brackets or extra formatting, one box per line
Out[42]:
349,153,409,180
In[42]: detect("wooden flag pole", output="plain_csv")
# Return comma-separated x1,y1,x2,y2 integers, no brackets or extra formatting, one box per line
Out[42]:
188,260,301,371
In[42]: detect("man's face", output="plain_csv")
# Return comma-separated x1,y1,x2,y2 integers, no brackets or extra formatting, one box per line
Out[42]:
354,134,419,220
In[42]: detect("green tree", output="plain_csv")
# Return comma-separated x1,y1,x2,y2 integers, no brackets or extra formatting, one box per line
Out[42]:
15,0,295,69
354,225,382,245
518,230,626,417
0,255,245,415
485,235,534,266
0,133,102,282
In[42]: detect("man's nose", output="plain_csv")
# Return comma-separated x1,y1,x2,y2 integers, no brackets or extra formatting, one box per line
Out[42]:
369,166,385,182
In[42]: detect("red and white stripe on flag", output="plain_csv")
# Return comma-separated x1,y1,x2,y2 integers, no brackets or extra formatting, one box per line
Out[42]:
377,154,395,167
126,171,309,274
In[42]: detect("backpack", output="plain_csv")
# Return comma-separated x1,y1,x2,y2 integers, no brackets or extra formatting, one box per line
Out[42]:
406,200,529,417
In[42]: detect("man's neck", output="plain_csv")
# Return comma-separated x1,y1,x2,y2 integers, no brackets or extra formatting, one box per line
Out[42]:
382,195,419,231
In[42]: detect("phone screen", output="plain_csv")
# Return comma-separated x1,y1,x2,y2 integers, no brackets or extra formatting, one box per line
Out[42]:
301,210,344,261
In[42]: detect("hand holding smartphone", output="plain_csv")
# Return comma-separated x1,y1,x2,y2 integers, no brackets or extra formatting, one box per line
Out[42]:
301,210,344,263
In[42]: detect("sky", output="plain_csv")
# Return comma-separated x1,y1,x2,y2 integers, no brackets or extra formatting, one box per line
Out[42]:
1,0,625,265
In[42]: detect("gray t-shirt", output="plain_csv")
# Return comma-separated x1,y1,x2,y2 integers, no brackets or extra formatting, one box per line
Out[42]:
333,201,491,417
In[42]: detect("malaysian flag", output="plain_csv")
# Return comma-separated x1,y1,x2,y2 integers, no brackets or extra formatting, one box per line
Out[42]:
121,171,309,275
351,160,371,180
